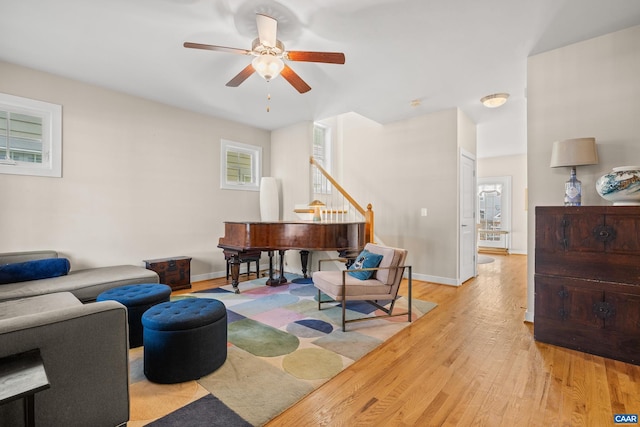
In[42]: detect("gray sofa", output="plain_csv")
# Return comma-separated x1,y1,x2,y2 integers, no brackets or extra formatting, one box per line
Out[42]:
0,293,129,426
0,250,160,426
0,250,159,302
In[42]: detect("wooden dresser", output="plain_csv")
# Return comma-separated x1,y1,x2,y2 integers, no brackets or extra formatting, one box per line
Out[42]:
534,206,640,365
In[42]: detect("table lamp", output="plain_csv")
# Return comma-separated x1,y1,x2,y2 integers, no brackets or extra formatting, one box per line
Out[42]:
309,199,325,221
550,137,599,206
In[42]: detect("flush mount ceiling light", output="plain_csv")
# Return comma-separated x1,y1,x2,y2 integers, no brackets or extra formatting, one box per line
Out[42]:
480,93,510,108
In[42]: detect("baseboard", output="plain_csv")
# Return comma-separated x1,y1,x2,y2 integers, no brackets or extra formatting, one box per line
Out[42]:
524,310,534,323
191,271,224,282
412,272,459,286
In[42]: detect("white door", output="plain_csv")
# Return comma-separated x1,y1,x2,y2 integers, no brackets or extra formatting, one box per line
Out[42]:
459,150,476,283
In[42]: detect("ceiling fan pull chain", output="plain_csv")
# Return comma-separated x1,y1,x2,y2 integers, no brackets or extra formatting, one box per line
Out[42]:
266,84,271,112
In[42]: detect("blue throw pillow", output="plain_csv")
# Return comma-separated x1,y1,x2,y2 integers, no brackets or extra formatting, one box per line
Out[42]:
348,249,383,280
0,258,71,285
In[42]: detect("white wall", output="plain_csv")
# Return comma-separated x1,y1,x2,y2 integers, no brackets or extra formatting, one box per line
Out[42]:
270,121,314,274
0,61,270,279
271,121,314,222
526,25,640,321
269,111,477,284
477,154,528,254
457,109,477,155
336,108,471,284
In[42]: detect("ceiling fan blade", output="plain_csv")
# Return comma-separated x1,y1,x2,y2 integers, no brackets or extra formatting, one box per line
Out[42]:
226,64,256,87
184,41,251,56
280,65,311,94
256,14,277,47
285,51,345,64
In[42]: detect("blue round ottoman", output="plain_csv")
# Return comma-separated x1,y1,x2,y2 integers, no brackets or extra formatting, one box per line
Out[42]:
141,298,227,384
97,283,171,348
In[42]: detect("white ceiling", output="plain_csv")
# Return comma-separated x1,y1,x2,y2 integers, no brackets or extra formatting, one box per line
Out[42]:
2,0,640,158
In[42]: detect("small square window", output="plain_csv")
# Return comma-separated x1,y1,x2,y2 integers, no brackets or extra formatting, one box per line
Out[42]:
220,139,261,191
0,93,62,178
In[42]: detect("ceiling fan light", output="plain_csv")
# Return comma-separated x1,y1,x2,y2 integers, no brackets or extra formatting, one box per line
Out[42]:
481,93,510,108
252,54,284,81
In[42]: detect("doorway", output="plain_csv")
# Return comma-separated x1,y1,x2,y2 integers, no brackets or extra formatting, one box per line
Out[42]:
477,176,511,253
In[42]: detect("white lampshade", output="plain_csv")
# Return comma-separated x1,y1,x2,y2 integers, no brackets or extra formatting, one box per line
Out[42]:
252,55,284,81
550,137,599,168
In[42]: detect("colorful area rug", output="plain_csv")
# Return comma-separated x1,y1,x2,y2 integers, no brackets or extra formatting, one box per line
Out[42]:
128,274,437,426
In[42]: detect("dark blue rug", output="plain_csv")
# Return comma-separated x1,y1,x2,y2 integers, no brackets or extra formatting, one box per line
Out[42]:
146,394,251,427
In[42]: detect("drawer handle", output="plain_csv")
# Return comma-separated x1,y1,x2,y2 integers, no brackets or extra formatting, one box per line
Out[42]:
558,308,567,320
592,225,616,242
593,301,615,319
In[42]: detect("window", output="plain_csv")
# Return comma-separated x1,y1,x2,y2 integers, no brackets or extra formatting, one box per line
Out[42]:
220,139,262,191
0,93,62,177
312,123,331,194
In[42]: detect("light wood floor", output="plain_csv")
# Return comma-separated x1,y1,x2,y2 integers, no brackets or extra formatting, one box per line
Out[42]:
182,255,640,426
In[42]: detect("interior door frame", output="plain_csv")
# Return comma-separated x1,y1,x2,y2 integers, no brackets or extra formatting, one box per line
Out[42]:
477,176,512,250
459,148,476,283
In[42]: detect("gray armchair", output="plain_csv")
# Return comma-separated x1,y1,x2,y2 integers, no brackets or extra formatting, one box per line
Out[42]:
0,292,129,426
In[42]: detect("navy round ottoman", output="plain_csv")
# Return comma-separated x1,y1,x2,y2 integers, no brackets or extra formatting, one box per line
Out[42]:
97,283,171,348
141,298,227,384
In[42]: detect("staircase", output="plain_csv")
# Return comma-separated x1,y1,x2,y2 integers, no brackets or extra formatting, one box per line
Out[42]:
304,156,375,244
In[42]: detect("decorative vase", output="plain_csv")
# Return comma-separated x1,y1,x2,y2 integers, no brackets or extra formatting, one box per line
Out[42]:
563,167,582,206
595,166,640,205
259,177,279,221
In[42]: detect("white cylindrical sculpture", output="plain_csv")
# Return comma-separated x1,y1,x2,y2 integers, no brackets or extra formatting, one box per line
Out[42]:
260,177,279,221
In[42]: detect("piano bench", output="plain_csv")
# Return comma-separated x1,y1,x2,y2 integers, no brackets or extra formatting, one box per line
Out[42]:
224,250,261,280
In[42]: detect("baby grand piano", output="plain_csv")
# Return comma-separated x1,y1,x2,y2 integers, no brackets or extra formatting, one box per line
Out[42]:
218,221,365,293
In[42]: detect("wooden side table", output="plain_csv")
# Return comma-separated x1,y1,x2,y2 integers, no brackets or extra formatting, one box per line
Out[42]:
144,256,192,291
0,349,50,427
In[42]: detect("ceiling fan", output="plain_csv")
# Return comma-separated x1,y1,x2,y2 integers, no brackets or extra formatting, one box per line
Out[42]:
184,13,345,94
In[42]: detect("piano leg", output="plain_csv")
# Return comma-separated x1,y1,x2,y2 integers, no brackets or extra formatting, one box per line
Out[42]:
266,250,276,286
277,250,287,284
266,250,288,286
299,250,310,278
229,254,241,294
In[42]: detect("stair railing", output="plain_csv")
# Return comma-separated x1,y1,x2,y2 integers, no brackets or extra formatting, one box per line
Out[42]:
309,156,375,243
